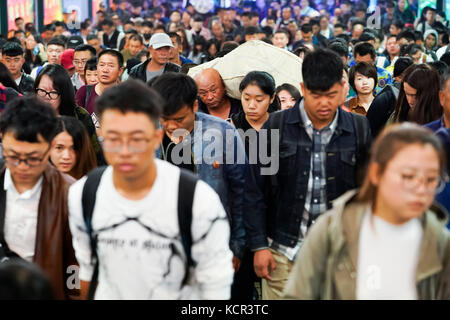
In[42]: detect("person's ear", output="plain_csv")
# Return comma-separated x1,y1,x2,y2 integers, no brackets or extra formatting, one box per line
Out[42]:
118,66,125,78
153,127,164,151
300,82,305,95
193,99,199,113
368,162,380,187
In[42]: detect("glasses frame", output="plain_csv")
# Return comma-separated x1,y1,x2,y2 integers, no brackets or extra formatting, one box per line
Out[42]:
3,146,51,168
35,88,60,100
99,136,152,154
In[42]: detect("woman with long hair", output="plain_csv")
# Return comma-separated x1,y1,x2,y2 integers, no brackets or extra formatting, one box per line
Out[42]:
24,32,45,71
391,64,442,125
50,116,97,180
276,83,302,110
33,64,105,165
284,123,450,300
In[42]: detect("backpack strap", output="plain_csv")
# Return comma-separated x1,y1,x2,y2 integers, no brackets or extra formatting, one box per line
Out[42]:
177,169,198,286
81,166,107,300
81,166,198,298
85,85,94,109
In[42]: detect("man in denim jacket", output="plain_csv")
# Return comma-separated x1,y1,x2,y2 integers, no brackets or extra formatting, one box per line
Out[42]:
244,49,372,300
151,72,247,277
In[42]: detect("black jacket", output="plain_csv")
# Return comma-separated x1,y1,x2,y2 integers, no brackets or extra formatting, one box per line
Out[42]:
244,102,372,250
18,73,34,94
128,58,181,83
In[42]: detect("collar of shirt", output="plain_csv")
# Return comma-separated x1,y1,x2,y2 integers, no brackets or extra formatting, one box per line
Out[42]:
298,98,339,136
4,168,43,200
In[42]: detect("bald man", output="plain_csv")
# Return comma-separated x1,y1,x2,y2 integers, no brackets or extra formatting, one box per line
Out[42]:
194,68,243,120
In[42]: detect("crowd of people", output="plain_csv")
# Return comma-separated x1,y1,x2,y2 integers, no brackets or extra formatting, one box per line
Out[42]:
0,0,449,300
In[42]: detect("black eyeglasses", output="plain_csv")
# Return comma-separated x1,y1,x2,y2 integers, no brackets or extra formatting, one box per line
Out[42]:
3,147,51,168
36,88,60,100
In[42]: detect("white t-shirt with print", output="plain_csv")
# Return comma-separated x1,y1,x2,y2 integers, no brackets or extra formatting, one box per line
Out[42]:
68,159,234,300
356,209,423,300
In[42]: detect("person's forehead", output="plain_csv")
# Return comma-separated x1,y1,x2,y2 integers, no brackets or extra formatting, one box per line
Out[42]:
48,44,63,50
99,54,118,63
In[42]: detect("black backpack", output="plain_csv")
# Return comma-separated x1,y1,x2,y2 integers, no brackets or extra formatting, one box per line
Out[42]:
81,166,198,300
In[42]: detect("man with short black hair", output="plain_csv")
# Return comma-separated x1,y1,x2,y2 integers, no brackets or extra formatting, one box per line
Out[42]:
120,34,144,64
151,73,246,277
167,32,193,66
71,44,97,90
30,37,66,79
101,19,125,49
272,29,290,50
76,49,124,115
87,34,104,55
0,95,79,300
129,33,180,83
0,42,34,94
68,79,234,299
245,48,371,300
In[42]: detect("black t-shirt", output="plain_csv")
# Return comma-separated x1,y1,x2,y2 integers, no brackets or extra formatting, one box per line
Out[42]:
161,133,195,173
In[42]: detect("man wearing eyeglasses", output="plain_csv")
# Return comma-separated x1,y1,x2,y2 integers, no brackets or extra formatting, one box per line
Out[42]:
0,95,79,300
68,79,234,299
71,44,96,91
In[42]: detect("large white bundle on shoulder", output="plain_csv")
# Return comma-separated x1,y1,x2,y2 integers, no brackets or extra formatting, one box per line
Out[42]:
187,40,303,100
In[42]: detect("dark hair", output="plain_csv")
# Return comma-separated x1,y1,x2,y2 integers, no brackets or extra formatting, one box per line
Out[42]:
302,49,344,92
15,17,24,22
86,34,99,42
0,258,54,300
0,95,58,143
349,62,378,93
101,19,114,28
352,19,366,28
359,32,375,42
239,71,281,112
394,64,442,125
84,57,98,73
167,32,181,46
129,34,144,44
427,61,448,77
274,29,290,38
33,64,77,117
276,83,302,101
404,43,423,57
440,68,450,90
98,49,124,68
47,37,66,49
293,45,312,58
52,116,97,179
334,23,346,30
96,79,163,126
357,123,446,204
397,30,415,43
192,36,206,56
301,23,313,33
393,56,414,78
54,21,66,29
244,26,259,36
353,42,376,60
150,72,197,116
441,52,450,67
142,21,153,29
0,62,20,91
180,63,198,74
80,21,90,30
1,41,23,57
328,41,348,58
414,30,423,42
391,20,404,30
74,44,96,57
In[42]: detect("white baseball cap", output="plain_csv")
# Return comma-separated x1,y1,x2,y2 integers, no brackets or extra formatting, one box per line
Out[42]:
149,33,174,49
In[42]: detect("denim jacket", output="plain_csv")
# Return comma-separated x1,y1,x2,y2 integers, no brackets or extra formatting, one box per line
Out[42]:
156,112,247,259
244,103,372,251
